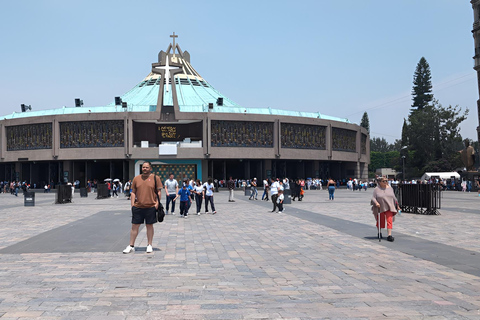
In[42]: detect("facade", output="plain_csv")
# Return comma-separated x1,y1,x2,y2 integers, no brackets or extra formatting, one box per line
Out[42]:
0,36,369,187
375,168,397,180
472,0,480,142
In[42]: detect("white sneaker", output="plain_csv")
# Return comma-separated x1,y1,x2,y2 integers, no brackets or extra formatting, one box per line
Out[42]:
197,212,200,215
146,244,153,253
123,245,134,254
172,212,176,215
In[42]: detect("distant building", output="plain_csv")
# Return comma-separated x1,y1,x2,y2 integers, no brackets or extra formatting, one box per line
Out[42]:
0,35,369,186
375,168,397,179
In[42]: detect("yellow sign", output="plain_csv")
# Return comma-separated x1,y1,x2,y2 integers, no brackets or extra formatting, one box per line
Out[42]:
159,126,178,139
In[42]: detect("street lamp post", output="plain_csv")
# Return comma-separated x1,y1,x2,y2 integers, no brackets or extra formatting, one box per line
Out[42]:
401,146,408,182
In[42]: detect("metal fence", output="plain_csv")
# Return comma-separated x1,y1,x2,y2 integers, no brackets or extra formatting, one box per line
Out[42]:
96,184,109,199
55,185,72,204
398,184,441,215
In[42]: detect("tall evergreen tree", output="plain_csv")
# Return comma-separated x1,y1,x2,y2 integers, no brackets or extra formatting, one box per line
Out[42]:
401,118,408,148
411,57,433,112
360,112,370,134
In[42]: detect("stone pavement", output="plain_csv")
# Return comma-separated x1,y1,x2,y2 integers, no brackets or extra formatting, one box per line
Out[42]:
0,188,480,319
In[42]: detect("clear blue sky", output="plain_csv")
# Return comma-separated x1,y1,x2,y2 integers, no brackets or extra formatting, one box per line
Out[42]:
0,0,476,143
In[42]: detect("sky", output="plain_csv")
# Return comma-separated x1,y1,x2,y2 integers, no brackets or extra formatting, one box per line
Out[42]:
0,0,477,143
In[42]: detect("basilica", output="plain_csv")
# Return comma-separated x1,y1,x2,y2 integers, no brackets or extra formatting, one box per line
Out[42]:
0,35,369,186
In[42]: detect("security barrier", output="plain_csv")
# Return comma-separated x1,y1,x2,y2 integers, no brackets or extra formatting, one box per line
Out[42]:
398,184,441,215
96,184,109,199
55,185,72,204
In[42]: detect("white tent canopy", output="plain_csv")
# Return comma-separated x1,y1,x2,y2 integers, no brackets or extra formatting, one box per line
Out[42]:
420,172,460,181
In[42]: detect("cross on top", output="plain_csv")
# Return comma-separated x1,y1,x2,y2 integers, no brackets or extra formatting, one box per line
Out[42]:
170,32,178,55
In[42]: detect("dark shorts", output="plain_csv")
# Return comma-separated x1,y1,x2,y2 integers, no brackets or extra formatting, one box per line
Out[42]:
131,206,156,224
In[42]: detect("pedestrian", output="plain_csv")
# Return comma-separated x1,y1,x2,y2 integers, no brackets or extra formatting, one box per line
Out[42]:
298,180,304,201
175,181,191,219
203,178,216,214
292,179,299,201
270,178,280,212
249,178,258,200
112,182,118,198
124,179,132,199
164,173,179,215
227,176,235,202
262,178,269,201
185,179,194,211
277,189,285,213
193,179,204,215
371,176,400,242
123,161,162,254
327,178,335,200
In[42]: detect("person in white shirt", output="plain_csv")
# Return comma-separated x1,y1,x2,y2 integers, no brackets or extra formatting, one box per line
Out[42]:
193,180,204,215
270,178,280,212
277,189,285,213
164,173,179,215
203,178,216,214
262,179,269,201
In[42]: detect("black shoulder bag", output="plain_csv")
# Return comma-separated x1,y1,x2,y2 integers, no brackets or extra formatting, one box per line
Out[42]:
154,174,165,222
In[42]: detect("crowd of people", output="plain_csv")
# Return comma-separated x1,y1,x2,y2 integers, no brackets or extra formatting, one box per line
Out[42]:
4,164,478,253
0,180,33,196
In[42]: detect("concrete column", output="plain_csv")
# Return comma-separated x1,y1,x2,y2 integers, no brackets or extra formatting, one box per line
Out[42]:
0,123,4,160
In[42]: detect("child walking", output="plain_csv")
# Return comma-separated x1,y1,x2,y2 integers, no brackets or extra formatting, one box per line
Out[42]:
277,189,284,213
175,182,191,219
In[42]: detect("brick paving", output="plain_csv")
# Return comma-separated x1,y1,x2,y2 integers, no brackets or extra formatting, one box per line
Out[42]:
0,188,479,319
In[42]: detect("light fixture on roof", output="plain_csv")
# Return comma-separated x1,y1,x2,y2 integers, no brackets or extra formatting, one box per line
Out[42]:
208,103,214,109
216,97,223,106
115,97,122,106
20,104,32,112
74,98,84,107
122,102,127,108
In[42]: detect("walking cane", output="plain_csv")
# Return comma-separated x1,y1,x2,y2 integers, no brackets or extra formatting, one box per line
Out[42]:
377,208,381,242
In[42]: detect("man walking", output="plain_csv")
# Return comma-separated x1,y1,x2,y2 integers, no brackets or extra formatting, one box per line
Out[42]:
249,178,258,200
164,173,179,215
227,176,235,202
270,178,280,212
123,161,162,254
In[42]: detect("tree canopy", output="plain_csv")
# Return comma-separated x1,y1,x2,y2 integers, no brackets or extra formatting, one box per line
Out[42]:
411,57,433,113
369,57,469,179
360,112,370,134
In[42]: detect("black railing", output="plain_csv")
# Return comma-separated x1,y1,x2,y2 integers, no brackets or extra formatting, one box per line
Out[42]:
398,184,441,215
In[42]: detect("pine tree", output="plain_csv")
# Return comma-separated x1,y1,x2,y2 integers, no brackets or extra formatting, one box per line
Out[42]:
360,112,370,134
401,118,408,148
411,57,433,112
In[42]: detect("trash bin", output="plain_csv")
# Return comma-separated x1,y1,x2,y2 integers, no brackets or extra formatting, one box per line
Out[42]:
80,187,88,197
283,189,291,204
244,186,252,196
24,191,35,207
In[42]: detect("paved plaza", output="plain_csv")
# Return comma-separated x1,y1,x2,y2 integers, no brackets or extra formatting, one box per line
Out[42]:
0,188,480,319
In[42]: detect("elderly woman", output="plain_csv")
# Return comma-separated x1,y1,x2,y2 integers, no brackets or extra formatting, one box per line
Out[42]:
371,176,400,242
